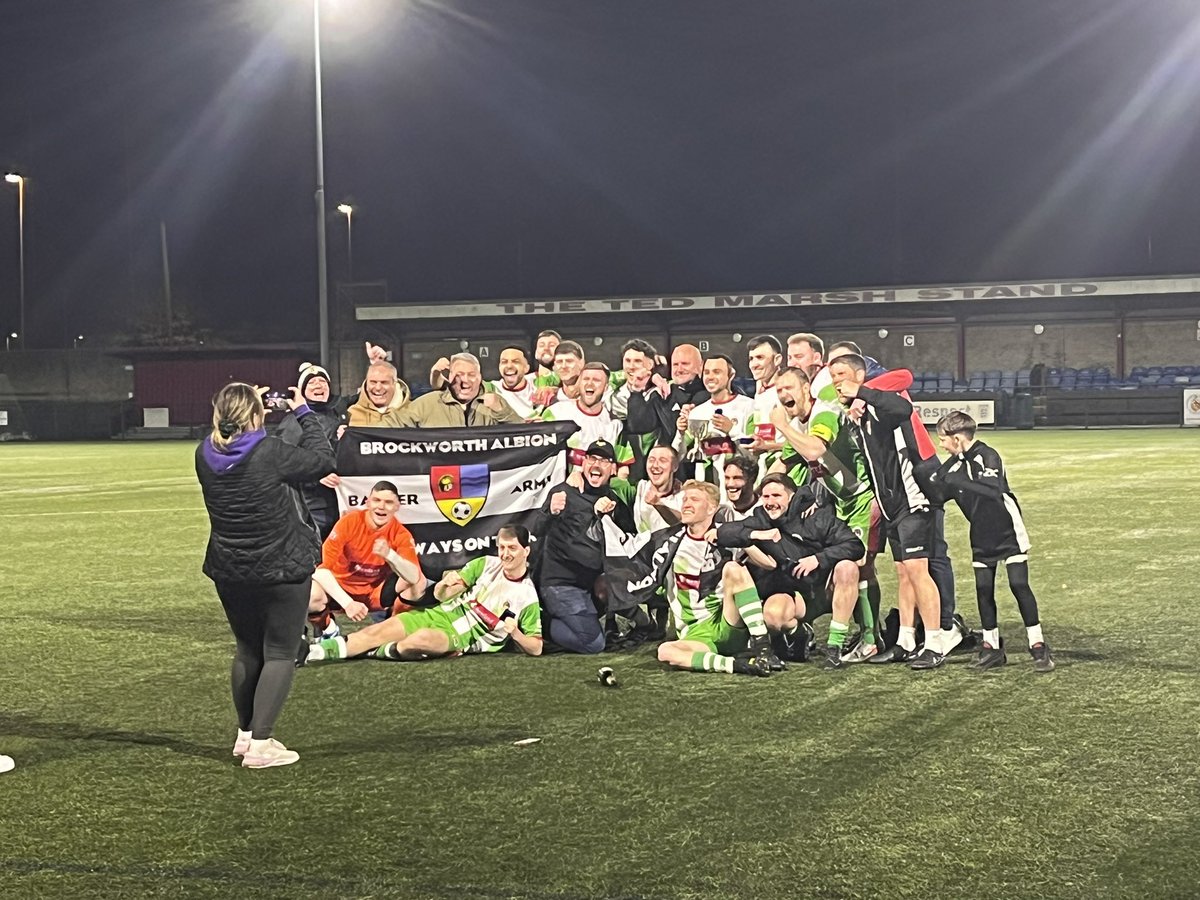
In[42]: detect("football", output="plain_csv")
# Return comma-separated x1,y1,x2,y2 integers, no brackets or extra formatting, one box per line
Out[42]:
450,501,473,521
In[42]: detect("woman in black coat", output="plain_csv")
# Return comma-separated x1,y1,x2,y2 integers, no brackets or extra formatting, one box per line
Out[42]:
196,382,335,769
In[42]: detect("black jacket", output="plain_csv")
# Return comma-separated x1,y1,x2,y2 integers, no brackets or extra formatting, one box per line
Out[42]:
196,411,336,585
625,375,710,448
715,487,864,571
530,481,634,589
276,398,347,516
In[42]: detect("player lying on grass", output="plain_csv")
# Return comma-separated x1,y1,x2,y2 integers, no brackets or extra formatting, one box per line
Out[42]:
602,480,781,677
931,412,1054,672
305,525,542,662
712,475,864,668
306,481,427,635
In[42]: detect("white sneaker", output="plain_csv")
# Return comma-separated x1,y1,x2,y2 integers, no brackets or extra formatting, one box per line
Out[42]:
241,738,299,769
0,754,15,774
841,642,879,664
320,620,341,640
232,729,252,757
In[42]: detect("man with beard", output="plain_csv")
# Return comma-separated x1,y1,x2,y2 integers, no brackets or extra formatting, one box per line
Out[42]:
542,362,632,475
487,345,539,418
395,353,521,427
348,361,411,427
745,336,786,472
304,525,542,663
829,353,947,669
713,475,863,667
603,481,779,676
673,354,754,483
532,441,635,654
306,481,427,634
277,362,348,540
533,329,562,386
722,454,759,518
769,366,883,662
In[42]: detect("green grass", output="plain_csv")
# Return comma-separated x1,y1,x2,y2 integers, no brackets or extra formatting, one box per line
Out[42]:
1,431,1198,899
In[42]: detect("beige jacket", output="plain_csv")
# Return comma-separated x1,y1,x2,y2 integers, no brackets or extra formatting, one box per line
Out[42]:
347,379,411,427
393,388,521,428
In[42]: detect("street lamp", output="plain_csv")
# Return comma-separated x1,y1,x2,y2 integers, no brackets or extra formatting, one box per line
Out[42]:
5,332,16,352
337,203,354,281
74,334,84,349
4,173,25,350
312,0,330,369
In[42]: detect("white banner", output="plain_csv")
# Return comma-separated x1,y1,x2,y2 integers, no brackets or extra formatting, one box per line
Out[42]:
357,275,1200,321
1184,389,1200,427
913,400,995,426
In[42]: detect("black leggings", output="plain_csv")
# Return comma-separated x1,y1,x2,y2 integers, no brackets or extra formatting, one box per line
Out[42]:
217,580,310,740
973,561,1039,631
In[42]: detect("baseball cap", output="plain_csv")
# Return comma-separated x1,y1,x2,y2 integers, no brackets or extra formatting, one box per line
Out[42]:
584,439,616,461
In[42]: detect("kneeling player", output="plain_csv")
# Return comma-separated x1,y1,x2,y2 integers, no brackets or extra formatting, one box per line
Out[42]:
307,481,427,630
604,481,780,676
932,413,1053,671
714,475,864,669
306,525,542,662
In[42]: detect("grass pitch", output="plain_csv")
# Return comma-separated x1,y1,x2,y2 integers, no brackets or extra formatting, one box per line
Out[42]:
1,430,1198,899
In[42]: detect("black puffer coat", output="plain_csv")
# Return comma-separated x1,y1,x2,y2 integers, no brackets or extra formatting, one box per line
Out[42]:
196,411,335,585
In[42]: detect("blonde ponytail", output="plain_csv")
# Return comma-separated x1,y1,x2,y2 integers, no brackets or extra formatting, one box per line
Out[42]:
210,383,264,451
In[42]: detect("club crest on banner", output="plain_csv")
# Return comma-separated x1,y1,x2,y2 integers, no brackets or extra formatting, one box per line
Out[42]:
430,464,489,526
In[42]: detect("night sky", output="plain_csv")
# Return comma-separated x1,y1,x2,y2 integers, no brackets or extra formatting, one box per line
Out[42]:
2,0,1199,346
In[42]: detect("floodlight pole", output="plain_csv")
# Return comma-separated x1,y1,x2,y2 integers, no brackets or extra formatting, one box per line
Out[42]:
4,173,25,349
313,0,331,369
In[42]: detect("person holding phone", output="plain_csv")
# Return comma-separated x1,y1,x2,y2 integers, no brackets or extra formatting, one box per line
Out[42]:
196,382,335,769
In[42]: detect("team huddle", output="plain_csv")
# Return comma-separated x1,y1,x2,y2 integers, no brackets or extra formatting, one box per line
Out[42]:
295,329,1053,677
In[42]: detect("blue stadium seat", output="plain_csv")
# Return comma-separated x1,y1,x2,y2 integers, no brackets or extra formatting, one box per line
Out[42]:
1046,373,1061,388
953,380,969,393
1130,366,1148,378
937,376,953,392
1016,368,1031,388
968,372,985,391
983,370,1002,391
1163,366,1181,376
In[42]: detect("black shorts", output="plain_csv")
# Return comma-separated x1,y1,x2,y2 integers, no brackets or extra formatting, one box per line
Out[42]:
752,565,833,619
886,510,935,561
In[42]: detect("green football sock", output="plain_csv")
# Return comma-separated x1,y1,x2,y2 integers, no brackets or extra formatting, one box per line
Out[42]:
373,642,400,660
689,651,734,674
827,620,849,649
733,587,767,637
856,582,877,645
317,636,347,660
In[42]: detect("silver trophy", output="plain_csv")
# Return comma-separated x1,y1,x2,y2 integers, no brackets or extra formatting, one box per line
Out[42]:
686,417,712,480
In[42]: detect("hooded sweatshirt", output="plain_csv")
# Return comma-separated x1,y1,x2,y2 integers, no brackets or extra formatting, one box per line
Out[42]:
195,407,336,585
